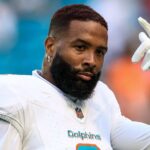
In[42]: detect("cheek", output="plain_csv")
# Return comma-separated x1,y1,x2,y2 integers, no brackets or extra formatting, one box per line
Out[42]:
58,47,83,67
65,53,83,67
95,57,104,71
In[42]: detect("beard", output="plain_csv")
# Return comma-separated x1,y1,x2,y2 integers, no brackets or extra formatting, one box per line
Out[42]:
50,53,101,101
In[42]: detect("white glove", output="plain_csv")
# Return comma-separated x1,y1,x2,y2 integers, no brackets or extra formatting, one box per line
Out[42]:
131,17,150,70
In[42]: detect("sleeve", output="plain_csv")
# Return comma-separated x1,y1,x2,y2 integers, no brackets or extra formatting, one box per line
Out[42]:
0,120,22,150
109,90,150,150
0,75,25,149
111,116,150,150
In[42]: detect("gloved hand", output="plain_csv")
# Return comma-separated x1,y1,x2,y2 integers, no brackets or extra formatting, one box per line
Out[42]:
131,17,150,70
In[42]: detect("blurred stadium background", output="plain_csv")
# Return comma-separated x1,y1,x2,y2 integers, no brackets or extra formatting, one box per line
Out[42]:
1,0,150,123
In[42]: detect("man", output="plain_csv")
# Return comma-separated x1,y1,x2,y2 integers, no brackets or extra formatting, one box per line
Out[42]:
0,4,149,150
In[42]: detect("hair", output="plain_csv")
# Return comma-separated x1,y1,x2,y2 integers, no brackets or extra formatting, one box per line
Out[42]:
48,4,108,37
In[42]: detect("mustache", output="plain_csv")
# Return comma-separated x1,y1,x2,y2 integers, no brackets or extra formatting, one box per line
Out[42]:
73,66,96,75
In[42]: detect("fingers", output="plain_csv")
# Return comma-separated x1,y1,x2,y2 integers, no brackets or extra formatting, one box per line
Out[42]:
132,32,150,62
139,32,149,42
138,17,150,37
131,17,150,70
132,42,148,62
141,49,150,70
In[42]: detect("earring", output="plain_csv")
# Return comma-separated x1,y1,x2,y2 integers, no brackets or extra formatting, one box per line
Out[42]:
47,55,51,63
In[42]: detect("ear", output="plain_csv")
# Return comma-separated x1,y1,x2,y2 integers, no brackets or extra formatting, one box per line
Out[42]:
45,36,55,56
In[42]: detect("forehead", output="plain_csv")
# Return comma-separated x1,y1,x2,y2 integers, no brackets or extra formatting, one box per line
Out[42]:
65,20,108,46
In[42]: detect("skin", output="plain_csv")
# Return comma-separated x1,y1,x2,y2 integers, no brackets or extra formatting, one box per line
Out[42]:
42,20,108,84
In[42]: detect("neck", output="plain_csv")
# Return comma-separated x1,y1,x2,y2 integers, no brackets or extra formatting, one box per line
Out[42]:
41,69,55,85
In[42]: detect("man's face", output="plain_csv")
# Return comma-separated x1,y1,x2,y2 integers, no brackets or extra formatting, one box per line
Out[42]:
49,20,108,100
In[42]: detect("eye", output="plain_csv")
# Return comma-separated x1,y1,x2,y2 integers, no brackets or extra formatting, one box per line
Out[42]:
96,48,106,57
75,45,87,51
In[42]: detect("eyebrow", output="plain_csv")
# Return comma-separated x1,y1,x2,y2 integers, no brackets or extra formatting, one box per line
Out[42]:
71,39,108,52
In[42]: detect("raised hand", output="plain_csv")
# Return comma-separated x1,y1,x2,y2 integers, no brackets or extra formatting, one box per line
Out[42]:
132,17,150,70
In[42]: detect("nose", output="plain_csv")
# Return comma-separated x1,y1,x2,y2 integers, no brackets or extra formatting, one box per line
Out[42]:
83,52,96,68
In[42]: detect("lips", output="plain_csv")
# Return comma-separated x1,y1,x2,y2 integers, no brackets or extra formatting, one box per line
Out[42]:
77,72,93,81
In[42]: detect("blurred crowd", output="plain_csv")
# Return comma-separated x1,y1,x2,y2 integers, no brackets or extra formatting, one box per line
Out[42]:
0,0,150,123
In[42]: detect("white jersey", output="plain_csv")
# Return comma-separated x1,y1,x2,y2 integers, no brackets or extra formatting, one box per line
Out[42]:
0,70,149,150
